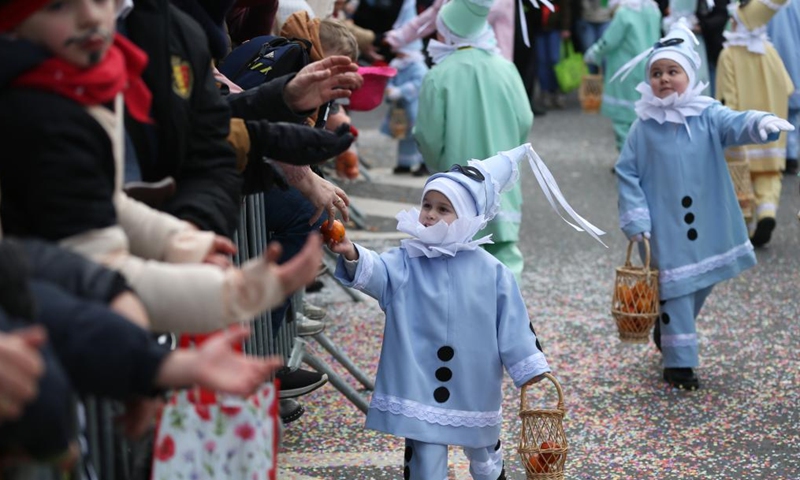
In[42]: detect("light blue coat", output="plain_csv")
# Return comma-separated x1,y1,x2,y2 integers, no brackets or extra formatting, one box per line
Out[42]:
379,58,429,136
335,244,550,448
614,103,775,299
768,0,800,109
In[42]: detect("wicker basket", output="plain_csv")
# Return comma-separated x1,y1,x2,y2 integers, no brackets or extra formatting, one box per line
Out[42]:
518,373,568,479
578,73,603,113
388,103,408,139
611,238,659,343
727,159,755,219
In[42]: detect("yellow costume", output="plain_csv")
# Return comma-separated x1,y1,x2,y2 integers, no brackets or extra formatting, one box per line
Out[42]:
715,0,794,239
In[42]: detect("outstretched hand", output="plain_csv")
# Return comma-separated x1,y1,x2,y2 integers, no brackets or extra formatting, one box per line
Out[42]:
284,56,363,113
758,116,795,141
272,233,324,294
192,326,283,396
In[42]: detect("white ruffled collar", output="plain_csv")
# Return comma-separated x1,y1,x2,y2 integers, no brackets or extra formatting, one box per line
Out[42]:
425,15,500,65
722,25,770,54
634,81,715,137
396,209,493,258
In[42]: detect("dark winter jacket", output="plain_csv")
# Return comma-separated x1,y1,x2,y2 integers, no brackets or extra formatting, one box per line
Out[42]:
122,0,242,237
0,39,118,242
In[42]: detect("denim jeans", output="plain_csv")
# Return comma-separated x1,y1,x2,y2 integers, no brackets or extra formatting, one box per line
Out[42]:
535,31,563,94
262,185,327,335
575,19,610,74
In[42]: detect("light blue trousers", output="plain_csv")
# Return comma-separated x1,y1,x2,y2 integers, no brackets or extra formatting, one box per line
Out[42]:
404,438,504,480
659,286,714,368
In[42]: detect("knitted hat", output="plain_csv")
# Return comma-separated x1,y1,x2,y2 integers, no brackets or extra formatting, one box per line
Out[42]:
438,0,494,39
0,0,50,32
735,0,788,30
646,19,702,88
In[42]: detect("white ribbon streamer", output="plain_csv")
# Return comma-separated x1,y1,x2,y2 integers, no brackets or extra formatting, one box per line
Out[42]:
521,145,608,247
609,19,699,83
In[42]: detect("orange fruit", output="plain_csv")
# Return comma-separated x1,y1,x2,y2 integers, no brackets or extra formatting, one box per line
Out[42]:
527,453,548,473
344,166,359,179
321,219,346,243
539,441,561,466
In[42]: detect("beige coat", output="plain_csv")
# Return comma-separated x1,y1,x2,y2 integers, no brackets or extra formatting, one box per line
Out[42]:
56,97,285,333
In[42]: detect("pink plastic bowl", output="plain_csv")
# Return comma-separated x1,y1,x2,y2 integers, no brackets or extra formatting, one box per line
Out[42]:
347,66,398,111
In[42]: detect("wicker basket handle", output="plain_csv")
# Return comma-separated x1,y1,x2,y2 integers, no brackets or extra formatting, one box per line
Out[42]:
520,372,564,412
625,237,651,270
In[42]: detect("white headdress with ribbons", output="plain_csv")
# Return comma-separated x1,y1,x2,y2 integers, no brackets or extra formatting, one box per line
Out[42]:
397,143,607,258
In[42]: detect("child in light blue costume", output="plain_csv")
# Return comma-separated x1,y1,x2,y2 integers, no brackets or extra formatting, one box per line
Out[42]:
768,0,800,175
381,41,429,175
328,143,604,480
613,22,794,390
583,0,662,152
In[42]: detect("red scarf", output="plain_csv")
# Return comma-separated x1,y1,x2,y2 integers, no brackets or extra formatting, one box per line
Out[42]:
13,34,153,123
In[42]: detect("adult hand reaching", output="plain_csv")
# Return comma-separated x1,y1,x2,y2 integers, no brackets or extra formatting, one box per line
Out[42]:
283,56,363,113
0,327,46,422
292,171,351,225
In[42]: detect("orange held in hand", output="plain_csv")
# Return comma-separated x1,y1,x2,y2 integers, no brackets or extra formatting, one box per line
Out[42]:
321,219,346,244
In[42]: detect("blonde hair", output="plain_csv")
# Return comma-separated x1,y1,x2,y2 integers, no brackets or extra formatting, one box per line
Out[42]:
318,19,359,61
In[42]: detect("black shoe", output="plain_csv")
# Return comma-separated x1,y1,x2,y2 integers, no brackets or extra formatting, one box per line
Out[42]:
663,368,700,390
279,399,305,424
784,158,798,175
412,164,430,177
393,166,413,174
750,217,776,248
653,321,661,352
276,367,328,399
306,279,325,293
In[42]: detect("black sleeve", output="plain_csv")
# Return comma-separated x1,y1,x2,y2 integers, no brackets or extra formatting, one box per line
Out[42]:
244,120,355,165
16,237,130,303
226,73,314,122
161,38,243,237
0,92,117,243
28,281,169,400
0,308,75,459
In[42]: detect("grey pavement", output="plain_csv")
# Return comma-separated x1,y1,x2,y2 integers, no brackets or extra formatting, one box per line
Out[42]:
279,96,800,480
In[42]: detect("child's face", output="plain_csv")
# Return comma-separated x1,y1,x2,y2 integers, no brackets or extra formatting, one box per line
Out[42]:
14,0,117,68
649,59,689,98
419,190,458,227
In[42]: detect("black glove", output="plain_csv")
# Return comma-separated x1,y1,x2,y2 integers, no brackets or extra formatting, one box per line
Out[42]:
245,120,355,165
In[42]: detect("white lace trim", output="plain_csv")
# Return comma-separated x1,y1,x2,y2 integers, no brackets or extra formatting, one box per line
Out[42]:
660,241,754,284
507,352,549,385
352,245,374,290
661,332,697,348
370,393,503,427
602,94,637,109
464,447,504,476
724,146,786,160
619,207,651,229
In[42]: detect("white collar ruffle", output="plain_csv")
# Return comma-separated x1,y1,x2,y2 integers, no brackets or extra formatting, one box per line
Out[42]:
722,25,771,54
396,209,493,258
426,16,500,65
634,81,715,137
